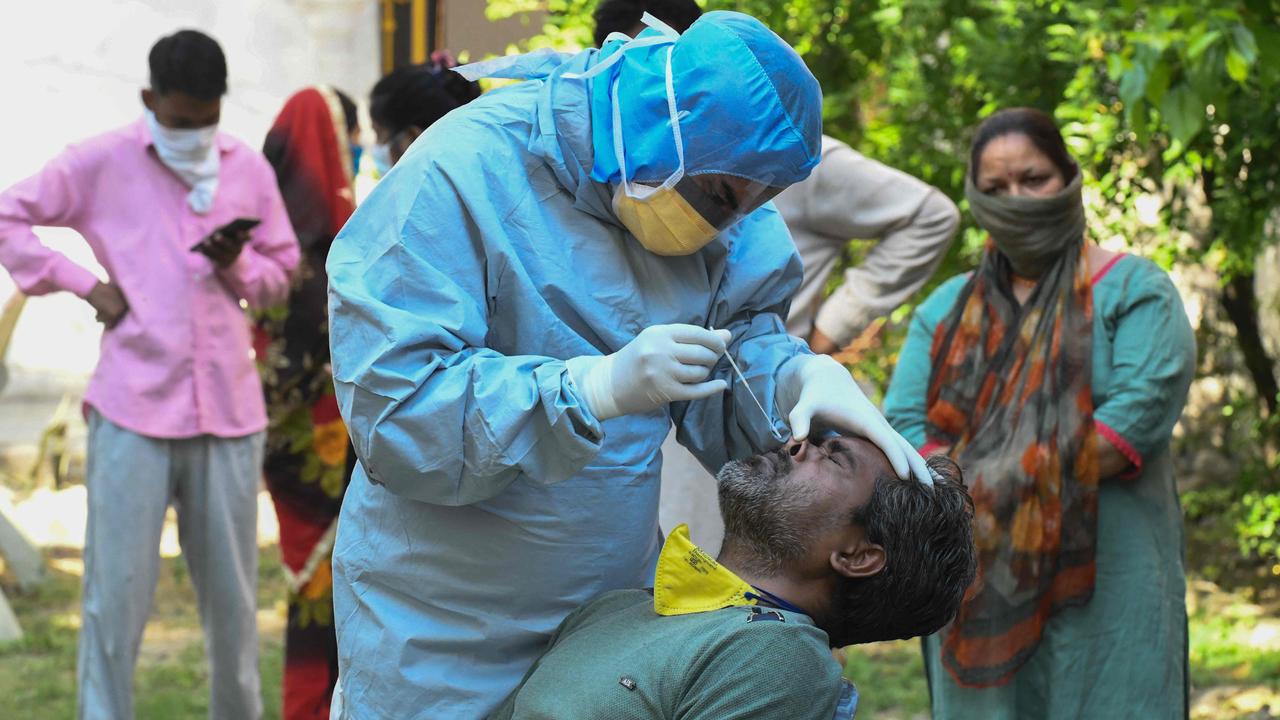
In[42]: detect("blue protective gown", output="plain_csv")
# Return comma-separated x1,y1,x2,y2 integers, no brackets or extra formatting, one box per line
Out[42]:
327,44,813,720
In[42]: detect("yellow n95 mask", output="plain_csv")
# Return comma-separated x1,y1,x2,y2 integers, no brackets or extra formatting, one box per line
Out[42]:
611,182,717,256
653,524,756,615
653,524,813,617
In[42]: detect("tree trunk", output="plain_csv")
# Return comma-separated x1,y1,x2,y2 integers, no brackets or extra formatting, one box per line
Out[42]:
1220,272,1279,418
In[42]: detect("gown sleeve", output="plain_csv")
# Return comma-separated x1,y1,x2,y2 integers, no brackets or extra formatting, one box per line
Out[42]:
669,208,811,472
327,158,603,507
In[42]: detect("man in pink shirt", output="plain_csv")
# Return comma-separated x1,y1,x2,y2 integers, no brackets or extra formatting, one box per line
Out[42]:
0,30,298,720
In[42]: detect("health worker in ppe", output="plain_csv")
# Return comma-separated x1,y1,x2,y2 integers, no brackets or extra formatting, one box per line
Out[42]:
325,11,932,719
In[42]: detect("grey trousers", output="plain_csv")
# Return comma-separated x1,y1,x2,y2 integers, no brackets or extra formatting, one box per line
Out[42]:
77,410,263,720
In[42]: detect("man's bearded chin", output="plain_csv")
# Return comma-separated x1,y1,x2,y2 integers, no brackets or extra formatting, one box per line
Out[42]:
716,446,795,535
718,448,873,648
717,447,816,577
717,446,791,499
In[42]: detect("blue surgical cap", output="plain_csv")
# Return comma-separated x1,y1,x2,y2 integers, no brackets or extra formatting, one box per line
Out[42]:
587,11,823,188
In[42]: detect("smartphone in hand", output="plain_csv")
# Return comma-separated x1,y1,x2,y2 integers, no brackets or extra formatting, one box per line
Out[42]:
191,217,261,252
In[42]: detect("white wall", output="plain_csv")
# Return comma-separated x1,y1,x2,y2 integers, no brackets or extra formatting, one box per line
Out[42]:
0,0,378,387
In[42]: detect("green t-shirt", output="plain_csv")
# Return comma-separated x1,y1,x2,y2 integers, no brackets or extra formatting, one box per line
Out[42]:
488,589,847,719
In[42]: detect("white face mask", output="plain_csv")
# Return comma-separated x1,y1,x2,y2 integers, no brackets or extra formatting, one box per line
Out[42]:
145,110,220,214
148,115,217,159
371,142,392,177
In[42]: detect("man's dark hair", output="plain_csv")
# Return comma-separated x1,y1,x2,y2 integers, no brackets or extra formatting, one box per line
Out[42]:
148,30,227,100
822,456,976,647
370,65,473,135
592,0,703,47
970,107,1078,183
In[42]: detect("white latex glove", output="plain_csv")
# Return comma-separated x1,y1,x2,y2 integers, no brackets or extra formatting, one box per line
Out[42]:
777,354,933,485
566,324,732,421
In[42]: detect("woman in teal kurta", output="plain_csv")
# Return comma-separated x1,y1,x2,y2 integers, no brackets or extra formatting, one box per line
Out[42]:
884,108,1195,719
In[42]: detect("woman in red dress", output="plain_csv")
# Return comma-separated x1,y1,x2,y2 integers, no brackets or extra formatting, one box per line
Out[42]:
256,85,358,720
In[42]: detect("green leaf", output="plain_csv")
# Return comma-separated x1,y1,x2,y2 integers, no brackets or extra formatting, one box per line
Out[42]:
1187,42,1227,99
1119,64,1148,104
1125,97,1150,143
1160,84,1205,145
1230,24,1259,64
1186,29,1222,60
872,6,903,25
1226,48,1249,83
1107,54,1128,82
1146,59,1172,106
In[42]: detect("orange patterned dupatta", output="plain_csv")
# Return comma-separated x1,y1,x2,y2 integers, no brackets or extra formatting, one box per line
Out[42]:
925,237,1100,687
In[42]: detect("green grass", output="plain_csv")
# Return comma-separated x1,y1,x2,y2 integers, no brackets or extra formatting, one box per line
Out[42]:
842,640,929,719
1187,580,1280,690
2,544,1277,719
0,547,286,720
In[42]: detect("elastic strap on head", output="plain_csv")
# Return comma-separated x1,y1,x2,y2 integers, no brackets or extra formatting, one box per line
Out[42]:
562,34,671,81
564,12,686,197
453,47,570,82
562,13,680,81
612,45,684,199
638,11,681,39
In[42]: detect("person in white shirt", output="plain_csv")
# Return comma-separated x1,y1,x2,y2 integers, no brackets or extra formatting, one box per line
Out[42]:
776,135,960,350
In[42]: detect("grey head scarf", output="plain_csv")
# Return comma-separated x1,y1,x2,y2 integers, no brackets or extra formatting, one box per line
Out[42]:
963,171,1085,277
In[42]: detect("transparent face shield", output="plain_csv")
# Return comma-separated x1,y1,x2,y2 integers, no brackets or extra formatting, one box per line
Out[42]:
670,173,783,230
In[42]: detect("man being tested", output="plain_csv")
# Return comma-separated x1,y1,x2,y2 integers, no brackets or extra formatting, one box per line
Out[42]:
327,9,930,719
491,438,976,719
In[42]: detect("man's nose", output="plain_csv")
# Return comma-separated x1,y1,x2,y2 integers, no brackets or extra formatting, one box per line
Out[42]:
784,439,810,460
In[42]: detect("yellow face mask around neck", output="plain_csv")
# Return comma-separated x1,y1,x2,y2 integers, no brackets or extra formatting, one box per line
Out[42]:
612,183,719,256
653,524,757,616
